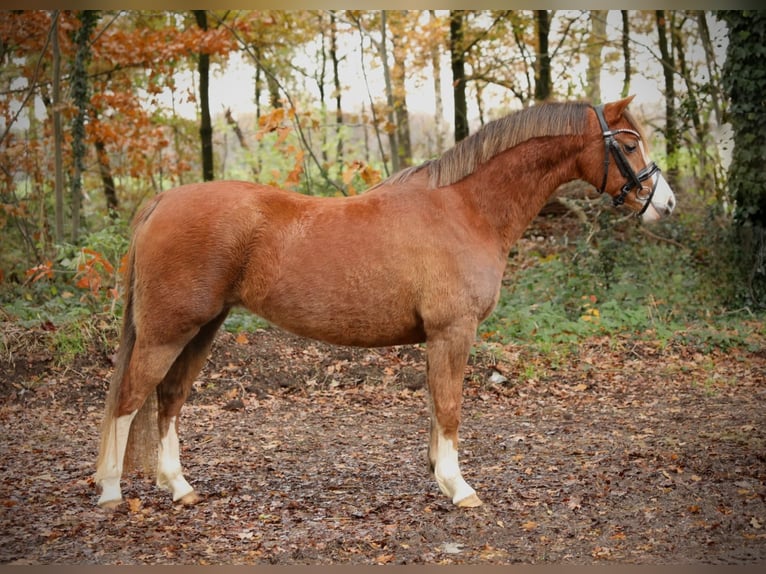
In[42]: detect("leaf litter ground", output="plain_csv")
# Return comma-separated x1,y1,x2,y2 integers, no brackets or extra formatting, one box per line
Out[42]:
1,321,765,565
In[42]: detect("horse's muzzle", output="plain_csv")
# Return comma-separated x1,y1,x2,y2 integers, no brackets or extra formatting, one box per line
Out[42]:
640,173,676,223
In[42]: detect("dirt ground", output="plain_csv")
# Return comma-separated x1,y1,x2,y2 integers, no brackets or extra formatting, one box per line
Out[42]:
1,318,765,565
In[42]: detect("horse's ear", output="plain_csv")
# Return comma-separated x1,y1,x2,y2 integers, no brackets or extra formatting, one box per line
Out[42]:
604,95,635,120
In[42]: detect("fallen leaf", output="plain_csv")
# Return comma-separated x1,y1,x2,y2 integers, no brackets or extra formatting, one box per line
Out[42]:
127,498,142,513
610,531,626,540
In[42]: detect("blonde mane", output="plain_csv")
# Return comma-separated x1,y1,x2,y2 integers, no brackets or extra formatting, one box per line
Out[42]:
385,101,594,188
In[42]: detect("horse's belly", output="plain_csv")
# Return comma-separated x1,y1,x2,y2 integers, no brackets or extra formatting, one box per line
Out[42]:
256,297,426,348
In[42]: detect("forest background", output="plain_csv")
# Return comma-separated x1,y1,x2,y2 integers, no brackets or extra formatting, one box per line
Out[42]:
1,9,765,361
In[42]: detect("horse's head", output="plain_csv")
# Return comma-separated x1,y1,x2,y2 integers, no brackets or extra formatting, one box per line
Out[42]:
582,96,676,223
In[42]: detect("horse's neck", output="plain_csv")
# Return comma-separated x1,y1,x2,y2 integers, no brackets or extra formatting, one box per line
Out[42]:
461,135,583,254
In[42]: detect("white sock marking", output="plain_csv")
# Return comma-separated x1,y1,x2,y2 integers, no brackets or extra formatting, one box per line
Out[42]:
156,416,194,501
432,426,477,505
96,410,137,506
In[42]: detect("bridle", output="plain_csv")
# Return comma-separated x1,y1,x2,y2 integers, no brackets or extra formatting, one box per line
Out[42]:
593,104,661,216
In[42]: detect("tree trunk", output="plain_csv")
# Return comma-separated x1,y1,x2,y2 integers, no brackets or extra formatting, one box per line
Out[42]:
224,108,248,149
585,10,607,103
534,10,551,102
696,11,724,126
330,11,343,172
253,50,263,178
429,10,445,155
672,17,702,139
70,10,98,241
673,15,710,195
317,13,328,166
720,10,766,306
193,10,214,182
450,10,469,142
94,138,119,214
391,12,412,168
380,11,400,174
51,10,64,243
656,10,677,187
621,10,632,98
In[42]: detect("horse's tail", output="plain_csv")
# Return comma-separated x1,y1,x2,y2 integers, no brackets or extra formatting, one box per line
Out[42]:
95,224,158,479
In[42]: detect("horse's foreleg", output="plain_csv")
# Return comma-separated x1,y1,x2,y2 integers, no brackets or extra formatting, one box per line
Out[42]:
425,323,483,508
156,311,228,504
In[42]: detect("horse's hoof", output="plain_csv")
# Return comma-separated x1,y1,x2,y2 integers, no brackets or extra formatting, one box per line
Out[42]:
98,498,122,511
177,491,201,506
455,493,483,508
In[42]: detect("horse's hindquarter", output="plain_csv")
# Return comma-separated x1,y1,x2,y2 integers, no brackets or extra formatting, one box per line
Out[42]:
129,182,281,338
251,184,506,347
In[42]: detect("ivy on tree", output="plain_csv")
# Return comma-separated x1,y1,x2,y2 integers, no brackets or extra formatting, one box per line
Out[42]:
720,10,766,306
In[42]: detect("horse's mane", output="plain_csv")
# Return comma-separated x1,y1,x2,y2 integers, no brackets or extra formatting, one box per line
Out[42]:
385,101,601,189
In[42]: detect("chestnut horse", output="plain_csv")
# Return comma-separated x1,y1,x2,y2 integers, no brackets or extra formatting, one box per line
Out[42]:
95,97,675,509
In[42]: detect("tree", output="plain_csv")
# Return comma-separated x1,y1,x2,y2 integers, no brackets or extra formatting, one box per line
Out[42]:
534,10,551,102
450,11,468,142
379,11,399,173
329,11,344,171
428,10,446,155
51,11,64,243
389,11,413,168
585,10,607,103
70,10,98,241
193,10,214,182
620,10,632,98
720,10,766,306
656,10,678,187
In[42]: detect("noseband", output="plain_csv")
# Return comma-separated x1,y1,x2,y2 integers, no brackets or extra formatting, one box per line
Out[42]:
593,104,661,216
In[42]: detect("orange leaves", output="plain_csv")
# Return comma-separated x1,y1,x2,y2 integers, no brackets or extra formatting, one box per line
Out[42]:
257,108,295,139
342,160,382,195
74,248,114,297
25,261,54,284
256,108,307,190
95,22,236,71
24,248,121,303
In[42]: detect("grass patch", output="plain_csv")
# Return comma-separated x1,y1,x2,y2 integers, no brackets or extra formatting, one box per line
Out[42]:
223,308,270,333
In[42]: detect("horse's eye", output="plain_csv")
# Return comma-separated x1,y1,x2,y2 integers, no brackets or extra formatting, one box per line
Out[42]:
623,142,638,154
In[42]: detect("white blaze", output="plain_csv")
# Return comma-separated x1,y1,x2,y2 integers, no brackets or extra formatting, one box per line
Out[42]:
641,173,676,223
638,141,676,223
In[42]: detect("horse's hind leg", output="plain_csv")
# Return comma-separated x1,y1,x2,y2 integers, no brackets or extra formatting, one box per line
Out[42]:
425,320,483,508
155,310,229,504
97,340,188,508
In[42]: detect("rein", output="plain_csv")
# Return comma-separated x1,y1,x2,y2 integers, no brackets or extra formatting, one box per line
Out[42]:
593,104,661,215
